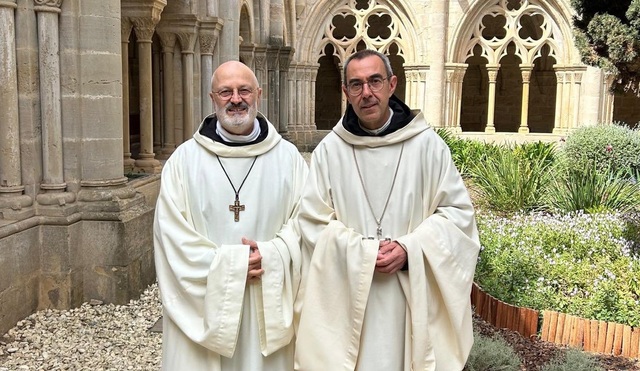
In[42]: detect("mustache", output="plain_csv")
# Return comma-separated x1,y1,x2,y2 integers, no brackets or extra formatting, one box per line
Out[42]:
225,102,249,110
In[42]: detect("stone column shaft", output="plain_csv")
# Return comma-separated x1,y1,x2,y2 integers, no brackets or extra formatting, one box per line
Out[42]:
158,32,176,158
278,47,292,134
485,64,499,133
553,68,565,134
199,19,222,119
571,69,585,131
0,1,21,189
519,64,534,134
121,20,134,171
36,5,65,188
153,47,162,153
132,18,161,173
267,47,279,128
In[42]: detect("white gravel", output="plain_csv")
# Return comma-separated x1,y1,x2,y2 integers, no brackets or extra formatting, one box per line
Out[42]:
0,284,162,370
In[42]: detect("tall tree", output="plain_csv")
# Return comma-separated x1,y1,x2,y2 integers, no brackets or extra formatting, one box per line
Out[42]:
571,0,640,94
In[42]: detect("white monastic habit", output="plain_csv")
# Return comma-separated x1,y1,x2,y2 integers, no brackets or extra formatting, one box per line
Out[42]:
154,113,308,371
295,97,480,371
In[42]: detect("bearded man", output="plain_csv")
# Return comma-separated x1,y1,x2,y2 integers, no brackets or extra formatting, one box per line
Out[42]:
154,61,308,370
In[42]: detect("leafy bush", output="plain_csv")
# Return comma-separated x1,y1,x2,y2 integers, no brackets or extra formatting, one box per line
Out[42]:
561,123,640,177
436,129,499,178
543,165,640,213
469,143,555,213
475,211,640,327
541,348,604,371
464,332,521,371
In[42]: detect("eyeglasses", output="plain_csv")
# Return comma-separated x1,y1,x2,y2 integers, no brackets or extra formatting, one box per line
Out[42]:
213,88,254,100
345,76,389,96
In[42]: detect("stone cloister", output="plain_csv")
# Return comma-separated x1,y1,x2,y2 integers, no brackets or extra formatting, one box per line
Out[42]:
0,0,638,334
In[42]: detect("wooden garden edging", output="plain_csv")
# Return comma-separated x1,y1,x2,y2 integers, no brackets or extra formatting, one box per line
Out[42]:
470,283,640,358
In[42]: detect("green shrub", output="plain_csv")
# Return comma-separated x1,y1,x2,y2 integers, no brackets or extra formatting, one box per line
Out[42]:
470,143,554,213
475,211,640,327
561,123,640,177
436,129,498,178
543,165,640,213
541,348,604,371
464,332,521,371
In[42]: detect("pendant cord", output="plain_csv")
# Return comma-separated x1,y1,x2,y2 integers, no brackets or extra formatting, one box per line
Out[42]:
352,142,404,237
216,155,258,201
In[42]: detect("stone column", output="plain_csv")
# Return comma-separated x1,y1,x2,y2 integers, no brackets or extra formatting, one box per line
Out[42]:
218,0,239,63
254,46,268,110
152,44,162,153
485,64,500,133
518,64,534,134
157,31,176,158
132,17,161,173
121,18,135,172
34,0,75,206
240,45,255,69
571,67,586,131
172,17,199,140
453,67,467,132
552,67,565,134
288,63,299,129
426,0,448,126
444,63,467,131
278,47,293,134
563,69,572,132
0,0,31,214
199,18,222,119
267,46,280,127
600,73,615,124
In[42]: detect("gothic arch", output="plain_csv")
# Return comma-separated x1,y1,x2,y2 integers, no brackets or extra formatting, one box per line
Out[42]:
295,0,423,64
448,0,575,65
445,0,582,134
239,1,255,45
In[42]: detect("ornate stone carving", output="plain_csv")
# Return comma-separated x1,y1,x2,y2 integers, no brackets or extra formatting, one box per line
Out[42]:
254,55,266,71
131,17,157,42
157,31,176,51
121,17,133,41
199,32,217,55
176,31,196,53
34,0,62,7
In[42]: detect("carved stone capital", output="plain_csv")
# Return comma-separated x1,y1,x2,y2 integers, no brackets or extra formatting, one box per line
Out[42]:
267,49,279,70
131,17,158,42
121,17,133,41
198,17,223,55
157,31,176,51
176,31,196,53
34,0,62,13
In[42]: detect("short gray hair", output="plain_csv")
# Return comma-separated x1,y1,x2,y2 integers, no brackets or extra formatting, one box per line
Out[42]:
342,49,394,85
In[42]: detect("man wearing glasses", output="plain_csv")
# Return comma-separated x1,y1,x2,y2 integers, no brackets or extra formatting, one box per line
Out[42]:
294,49,480,370
154,61,308,370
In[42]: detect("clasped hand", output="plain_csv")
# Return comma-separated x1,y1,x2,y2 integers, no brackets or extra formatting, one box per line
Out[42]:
242,237,264,282
376,240,407,274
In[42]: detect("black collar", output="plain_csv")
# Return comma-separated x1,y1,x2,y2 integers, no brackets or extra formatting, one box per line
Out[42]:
341,95,415,136
199,115,269,146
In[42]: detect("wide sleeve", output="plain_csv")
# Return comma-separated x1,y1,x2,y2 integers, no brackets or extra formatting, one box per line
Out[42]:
153,151,250,358
254,151,308,355
294,221,379,371
395,135,480,370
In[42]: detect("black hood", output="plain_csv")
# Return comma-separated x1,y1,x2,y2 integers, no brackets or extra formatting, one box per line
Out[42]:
341,95,416,137
199,114,269,146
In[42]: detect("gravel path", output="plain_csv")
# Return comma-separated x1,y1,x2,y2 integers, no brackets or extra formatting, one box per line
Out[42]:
0,284,162,371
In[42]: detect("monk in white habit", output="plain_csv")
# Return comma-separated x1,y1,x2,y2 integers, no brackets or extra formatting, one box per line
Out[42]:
154,61,308,371
294,50,480,371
